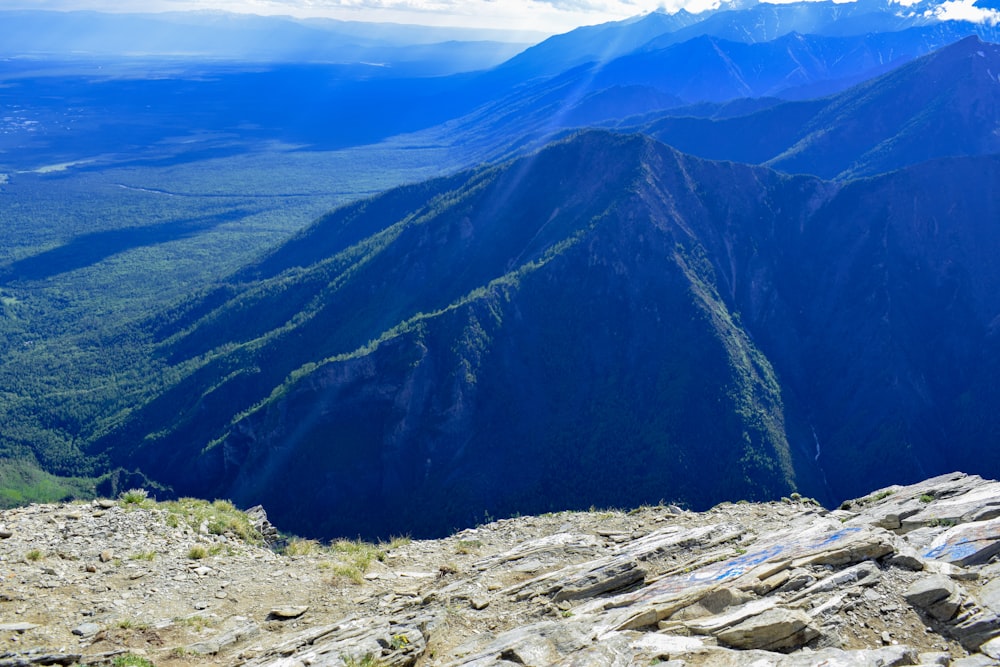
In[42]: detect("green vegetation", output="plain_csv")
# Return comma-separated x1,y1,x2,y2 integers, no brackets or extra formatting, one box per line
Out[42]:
455,539,482,555
174,615,213,632
25,549,43,562
115,619,150,631
0,460,95,508
341,654,386,667
160,498,261,545
0,117,463,505
283,538,323,556
111,654,154,667
119,488,150,505
326,539,386,585
919,494,934,503
187,545,209,560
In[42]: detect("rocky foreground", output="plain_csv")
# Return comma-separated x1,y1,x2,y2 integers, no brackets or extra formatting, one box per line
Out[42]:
4,474,1000,666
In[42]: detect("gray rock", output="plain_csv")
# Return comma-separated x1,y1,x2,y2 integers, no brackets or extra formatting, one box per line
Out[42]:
905,574,957,605
0,623,39,632
715,608,820,651
917,650,953,665
923,518,1000,567
268,605,308,619
187,620,259,655
979,577,1000,614
980,636,1000,660
788,560,880,602
905,575,1000,649
245,505,279,544
551,558,646,602
951,655,1000,667
71,622,101,637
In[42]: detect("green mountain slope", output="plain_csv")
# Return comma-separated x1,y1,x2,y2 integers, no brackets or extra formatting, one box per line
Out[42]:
92,130,1000,540
95,131,808,538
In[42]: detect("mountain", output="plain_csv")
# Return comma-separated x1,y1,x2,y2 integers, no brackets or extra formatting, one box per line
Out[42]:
493,0,1000,85
644,0,937,48
593,24,1000,103
0,10,536,74
495,10,704,79
640,35,1000,178
95,131,804,539
92,128,1000,541
408,27,1000,169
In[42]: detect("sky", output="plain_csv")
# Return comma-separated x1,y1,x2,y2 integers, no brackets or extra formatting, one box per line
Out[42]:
5,0,998,35
0,0,694,34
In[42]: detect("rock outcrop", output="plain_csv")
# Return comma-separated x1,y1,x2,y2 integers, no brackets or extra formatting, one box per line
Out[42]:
6,472,1000,665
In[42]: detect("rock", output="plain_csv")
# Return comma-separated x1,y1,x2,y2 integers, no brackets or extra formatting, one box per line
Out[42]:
0,623,39,632
787,560,880,602
917,651,953,665
551,558,646,602
681,598,778,635
905,574,1000,649
268,606,308,620
980,577,1000,614
187,620,259,655
905,575,959,620
980,636,1000,659
96,499,116,509
71,622,101,637
99,551,113,563
715,608,820,651
245,505,279,544
5,473,1000,666
951,655,999,667
923,518,1000,566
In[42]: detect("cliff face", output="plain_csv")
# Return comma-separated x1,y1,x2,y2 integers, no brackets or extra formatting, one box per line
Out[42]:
8,473,1000,667
96,128,1000,539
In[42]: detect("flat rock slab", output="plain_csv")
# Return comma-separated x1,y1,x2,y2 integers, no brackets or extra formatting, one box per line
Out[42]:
588,522,892,631
0,623,38,632
715,608,819,651
71,623,101,637
268,606,309,620
923,518,1000,566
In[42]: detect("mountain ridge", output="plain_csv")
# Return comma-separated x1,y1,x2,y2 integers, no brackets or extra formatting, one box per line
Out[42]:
639,35,1000,178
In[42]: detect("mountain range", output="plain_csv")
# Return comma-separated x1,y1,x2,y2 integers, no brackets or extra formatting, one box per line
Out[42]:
637,35,1000,178
5,3,1000,540
95,119,1000,539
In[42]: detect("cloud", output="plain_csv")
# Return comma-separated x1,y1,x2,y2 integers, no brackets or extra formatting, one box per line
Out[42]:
927,0,1000,23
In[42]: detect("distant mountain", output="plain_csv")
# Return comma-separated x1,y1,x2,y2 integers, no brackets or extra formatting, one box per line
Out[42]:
0,10,536,74
640,36,1000,178
644,0,935,48
411,28,997,166
492,0,1000,85
93,129,1000,540
593,24,1000,102
495,11,704,79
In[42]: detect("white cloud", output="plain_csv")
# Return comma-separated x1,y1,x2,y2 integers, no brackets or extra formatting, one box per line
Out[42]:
927,0,1000,23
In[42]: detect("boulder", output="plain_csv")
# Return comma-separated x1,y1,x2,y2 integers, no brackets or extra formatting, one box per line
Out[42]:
715,608,820,651
904,575,960,621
